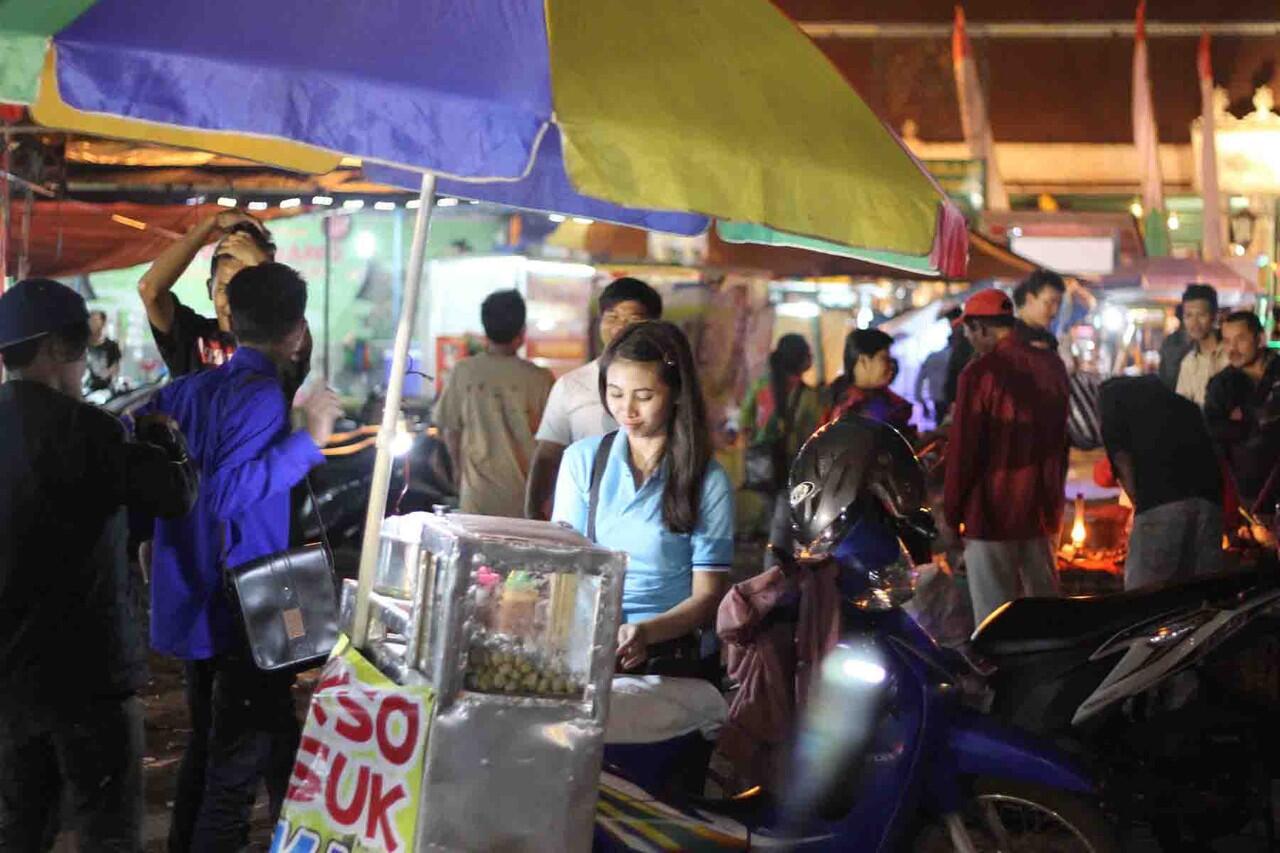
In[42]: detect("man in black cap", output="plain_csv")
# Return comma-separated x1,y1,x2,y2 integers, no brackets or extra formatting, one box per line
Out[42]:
0,278,199,849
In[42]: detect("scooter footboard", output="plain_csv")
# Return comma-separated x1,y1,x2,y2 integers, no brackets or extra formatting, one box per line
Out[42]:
945,709,1095,795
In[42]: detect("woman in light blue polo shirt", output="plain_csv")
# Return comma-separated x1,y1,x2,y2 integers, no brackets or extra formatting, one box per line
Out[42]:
552,321,733,673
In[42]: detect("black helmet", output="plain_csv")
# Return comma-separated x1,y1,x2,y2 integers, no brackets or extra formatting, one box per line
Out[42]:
788,416,935,563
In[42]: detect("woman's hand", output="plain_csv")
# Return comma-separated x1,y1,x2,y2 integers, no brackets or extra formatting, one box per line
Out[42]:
617,622,649,671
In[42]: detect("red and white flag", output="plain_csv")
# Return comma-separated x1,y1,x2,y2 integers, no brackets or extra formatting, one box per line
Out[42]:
1132,0,1164,216
1198,31,1224,259
952,6,1009,211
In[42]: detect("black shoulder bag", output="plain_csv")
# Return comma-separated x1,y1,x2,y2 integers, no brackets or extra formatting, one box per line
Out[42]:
224,477,338,672
217,396,340,677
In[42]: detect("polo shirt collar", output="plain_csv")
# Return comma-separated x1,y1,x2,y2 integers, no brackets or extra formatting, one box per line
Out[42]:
229,345,279,378
612,428,669,496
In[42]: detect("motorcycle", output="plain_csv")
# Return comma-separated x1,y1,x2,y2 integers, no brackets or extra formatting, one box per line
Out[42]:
599,417,1121,851
971,559,1280,849
605,417,1280,850
299,395,456,577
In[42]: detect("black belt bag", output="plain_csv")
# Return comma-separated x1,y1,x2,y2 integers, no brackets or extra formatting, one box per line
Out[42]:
223,479,339,672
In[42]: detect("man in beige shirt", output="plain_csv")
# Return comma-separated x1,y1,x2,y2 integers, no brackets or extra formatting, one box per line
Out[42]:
434,289,555,517
1175,284,1228,406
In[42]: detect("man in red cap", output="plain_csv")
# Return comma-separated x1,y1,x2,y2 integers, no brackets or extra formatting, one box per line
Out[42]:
944,288,1070,624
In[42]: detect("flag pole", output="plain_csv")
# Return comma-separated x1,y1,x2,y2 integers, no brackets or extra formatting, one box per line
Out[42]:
352,172,436,648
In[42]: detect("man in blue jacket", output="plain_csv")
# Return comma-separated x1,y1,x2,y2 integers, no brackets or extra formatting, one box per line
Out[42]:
144,263,342,851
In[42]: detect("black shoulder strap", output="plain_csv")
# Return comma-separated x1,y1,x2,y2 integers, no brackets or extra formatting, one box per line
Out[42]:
587,431,618,543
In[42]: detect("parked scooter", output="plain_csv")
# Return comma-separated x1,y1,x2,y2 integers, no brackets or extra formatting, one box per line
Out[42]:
300,393,456,577
601,417,1120,851
971,540,1280,848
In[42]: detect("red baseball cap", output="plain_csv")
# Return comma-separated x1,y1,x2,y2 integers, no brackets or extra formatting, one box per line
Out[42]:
961,289,1014,321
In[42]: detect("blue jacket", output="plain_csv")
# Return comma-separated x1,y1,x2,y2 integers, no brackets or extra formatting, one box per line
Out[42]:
144,347,322,659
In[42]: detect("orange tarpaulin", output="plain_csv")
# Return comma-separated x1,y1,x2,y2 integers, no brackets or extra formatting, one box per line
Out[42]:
5,200,294,278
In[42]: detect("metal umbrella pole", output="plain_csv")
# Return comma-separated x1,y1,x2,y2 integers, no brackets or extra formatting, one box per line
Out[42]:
352,172,436,648
322,214,332,379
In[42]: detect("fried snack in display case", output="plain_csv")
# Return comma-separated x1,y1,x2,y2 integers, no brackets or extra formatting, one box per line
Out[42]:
339,511,626,852
465,566,597,700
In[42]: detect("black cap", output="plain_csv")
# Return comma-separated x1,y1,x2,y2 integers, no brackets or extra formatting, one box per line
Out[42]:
0,278,89,349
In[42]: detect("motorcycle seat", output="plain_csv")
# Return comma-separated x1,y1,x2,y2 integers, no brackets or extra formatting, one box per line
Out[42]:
971,569,1268,657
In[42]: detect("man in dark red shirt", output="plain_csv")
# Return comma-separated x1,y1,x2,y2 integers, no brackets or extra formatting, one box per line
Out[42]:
944,289,1070,624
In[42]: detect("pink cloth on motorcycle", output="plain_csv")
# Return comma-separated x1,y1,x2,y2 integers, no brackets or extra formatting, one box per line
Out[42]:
714,561,841,789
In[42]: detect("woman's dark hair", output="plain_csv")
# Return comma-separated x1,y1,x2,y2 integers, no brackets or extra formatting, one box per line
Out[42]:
831,328,892,400
599,321,709,535
768,333,811,422
0,319,90,370
843,328,893,376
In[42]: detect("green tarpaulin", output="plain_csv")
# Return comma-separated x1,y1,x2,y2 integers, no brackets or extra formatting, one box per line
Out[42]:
717,221,940,277
0,0,96,104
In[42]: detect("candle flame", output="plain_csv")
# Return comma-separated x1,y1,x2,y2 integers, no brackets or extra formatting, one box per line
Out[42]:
1071,515,1086,547
1070,492,1087,548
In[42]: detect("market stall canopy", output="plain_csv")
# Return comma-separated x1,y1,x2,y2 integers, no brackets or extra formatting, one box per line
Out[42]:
1,0,967,277
982,211,1146,277
1098,256,1257,302
11,134,392,204
6,200,296,278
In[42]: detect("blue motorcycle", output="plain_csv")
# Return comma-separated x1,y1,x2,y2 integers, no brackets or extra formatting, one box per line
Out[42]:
598,417,1119,851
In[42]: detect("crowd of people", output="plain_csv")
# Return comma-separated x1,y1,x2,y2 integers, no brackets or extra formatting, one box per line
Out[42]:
2,197,1275,849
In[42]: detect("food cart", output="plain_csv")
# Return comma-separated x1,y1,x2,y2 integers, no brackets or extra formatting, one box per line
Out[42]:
275,512,626,851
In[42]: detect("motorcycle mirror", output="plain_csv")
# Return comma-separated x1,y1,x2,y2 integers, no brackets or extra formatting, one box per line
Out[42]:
778,640,889,841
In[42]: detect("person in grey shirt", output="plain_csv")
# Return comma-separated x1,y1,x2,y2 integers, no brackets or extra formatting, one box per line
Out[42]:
435,289,554,518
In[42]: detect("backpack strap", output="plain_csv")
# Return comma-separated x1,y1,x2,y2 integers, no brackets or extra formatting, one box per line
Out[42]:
587,431,619,543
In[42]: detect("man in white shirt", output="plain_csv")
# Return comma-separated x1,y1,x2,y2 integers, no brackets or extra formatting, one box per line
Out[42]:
1175,283,1228,407
524,277,662,519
